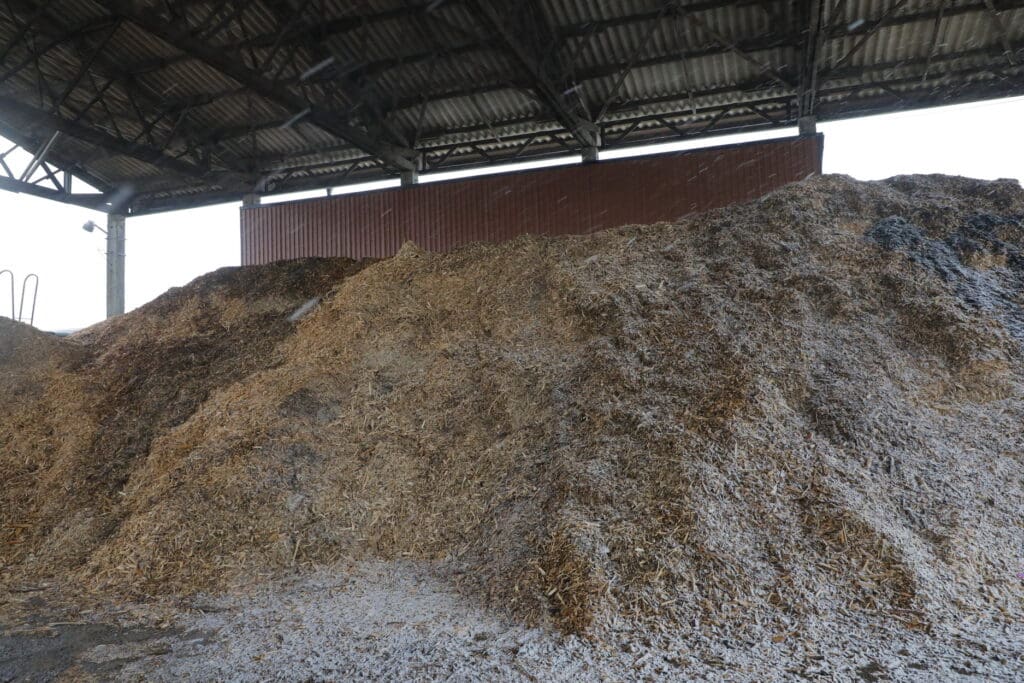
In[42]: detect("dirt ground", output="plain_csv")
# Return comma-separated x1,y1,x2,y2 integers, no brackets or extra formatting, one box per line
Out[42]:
3,560,1021,681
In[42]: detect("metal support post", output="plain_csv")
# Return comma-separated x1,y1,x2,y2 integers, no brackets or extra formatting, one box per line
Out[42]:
798,116,817,136
582,131,601,163
400,168,419,186
106,213,125,318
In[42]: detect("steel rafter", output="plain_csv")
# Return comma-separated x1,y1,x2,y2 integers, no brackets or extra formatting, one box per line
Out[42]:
233,44,1024,177
188,55,1024,204
145,0,1024,126
0,135,110,210
466,0,600,149
0,0,250,179
104,0,419,172
797,0,828,119
128,68,1024,215
0,94,239,182
1,0,1023,214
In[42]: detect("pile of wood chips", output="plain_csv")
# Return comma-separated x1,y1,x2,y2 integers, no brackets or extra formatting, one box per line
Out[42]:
2,175,1022,637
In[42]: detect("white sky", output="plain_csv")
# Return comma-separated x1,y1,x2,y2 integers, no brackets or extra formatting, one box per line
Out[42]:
2,95,1023,332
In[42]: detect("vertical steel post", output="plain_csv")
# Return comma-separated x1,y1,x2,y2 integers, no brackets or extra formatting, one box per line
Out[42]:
798,116,817,136
106,213,125,317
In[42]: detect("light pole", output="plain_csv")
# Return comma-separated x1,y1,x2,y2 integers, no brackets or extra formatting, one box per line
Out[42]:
83,215,125,318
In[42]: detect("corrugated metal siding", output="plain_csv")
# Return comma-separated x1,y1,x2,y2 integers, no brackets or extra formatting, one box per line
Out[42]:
240,135,823,264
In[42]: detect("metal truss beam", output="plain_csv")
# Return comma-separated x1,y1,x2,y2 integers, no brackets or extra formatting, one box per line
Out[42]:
104,0,418,172
380,0,1022,118
467,0,599,149
128,65,1024,216
0,118,114,196
148,0,1024,127
683,11,795,89
797,0,827,119
2,0,1023,215
0,138,110,210
122,2,462,77
408,49,1024,157
202,0,756,64
0,174,108,209
0,95,224,181
199,39,1024,184
0,0,253,180
824,0,910,78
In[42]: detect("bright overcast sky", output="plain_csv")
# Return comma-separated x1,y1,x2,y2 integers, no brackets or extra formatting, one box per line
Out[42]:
2,95,1024,332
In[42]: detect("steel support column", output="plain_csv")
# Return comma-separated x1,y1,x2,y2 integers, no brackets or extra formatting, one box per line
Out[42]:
106,213,125,317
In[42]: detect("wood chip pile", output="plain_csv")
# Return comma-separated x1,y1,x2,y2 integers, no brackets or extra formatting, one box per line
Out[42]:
2,175,1022,637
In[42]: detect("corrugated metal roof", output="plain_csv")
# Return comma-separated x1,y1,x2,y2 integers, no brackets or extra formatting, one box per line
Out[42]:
0,0,1021,214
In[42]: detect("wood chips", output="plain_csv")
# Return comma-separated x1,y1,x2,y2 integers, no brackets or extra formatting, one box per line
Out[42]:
2,175,1023,637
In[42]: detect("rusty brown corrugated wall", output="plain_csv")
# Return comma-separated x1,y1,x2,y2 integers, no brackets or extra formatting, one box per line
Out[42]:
240,135,823,265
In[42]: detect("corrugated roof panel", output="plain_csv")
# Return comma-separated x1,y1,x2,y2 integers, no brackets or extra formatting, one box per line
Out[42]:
0,0,1021,212
146,59,244,100
46,0,108,27
87,154,164,182
374,50,519,115
411,89,543,139
247,141,367,173
105,20,179,64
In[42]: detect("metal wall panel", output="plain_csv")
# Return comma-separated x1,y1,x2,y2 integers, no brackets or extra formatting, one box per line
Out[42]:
240,135,823,265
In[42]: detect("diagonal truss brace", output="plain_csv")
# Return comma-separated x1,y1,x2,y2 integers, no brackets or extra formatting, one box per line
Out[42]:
104,0,418,173
0,0,250,180
467,0,600,150
0,136,110,210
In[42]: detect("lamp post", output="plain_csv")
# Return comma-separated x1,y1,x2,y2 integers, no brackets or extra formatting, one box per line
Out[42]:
83,215,125,318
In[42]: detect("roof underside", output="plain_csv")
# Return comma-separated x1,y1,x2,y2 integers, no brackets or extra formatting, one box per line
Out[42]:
0,0,1022,214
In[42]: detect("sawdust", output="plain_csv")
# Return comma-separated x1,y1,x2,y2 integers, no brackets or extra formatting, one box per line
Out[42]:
2,175,1023,643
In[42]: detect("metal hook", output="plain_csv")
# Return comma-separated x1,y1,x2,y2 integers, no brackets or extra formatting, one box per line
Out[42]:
0,269,13,320
18,273,38,327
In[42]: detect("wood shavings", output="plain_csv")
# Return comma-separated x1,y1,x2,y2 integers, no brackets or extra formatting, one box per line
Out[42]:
2,175,1023,643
